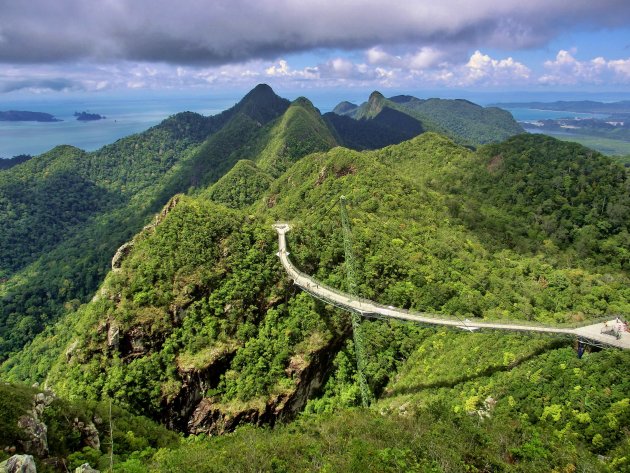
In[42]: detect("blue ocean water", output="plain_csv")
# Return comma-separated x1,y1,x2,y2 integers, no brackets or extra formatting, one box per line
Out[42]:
505,108,608,121
0,94,239,158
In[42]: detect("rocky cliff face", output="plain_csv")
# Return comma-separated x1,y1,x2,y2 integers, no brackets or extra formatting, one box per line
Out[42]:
3,390,101,466
17,391,54,457
187,334,345,435
0,454,37,473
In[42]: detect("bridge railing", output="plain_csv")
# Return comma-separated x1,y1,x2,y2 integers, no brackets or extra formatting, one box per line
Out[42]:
281,249,615,331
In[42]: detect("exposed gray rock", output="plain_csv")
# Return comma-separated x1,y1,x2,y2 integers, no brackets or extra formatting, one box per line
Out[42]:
106,323,120,349
17,391,54,457
188,335,344,435
65,340,79,362
0,454,37,473
74,463,100,473
16,416,47,457
71,419,100,451
111,241,134,271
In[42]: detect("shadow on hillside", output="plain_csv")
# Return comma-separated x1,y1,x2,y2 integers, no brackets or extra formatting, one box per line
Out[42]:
384,338,569,397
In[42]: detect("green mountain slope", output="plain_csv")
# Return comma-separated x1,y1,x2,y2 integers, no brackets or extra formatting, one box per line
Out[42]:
0,381,178,471
11,132,623,442
0,85,292,361
399,97,526,144
145,331,629,473
2,89,629,471
248,97,339,177
0,112,216,359
0,154,32,170
334,91,523,146
323,112,420,150
332,100,358,115
0,85,419,359
0,146,122,276
206,160,273,209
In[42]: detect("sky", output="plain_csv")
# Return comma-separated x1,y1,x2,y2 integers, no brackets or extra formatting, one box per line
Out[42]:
2,1,630,99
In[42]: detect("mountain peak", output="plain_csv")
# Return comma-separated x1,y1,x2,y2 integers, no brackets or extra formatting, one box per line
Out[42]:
234,84,291,125
332,101,358,116
291,96,314,107
245,83,275,98
354,91,386,119
290,96,321,114
368,91,385,103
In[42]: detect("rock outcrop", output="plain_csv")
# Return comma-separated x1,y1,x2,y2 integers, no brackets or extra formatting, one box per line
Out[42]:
111,241,133,271
71,419,100,451
74,463,99,473
111,195,181,271
187,334,344,434
0,454,37,473
17,392,54,457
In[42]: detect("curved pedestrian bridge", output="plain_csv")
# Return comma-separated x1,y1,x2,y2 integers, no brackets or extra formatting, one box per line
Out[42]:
273,223,630,350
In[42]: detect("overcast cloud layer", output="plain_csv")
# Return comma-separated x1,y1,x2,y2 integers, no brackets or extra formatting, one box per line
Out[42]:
1,1,630,93
1,0,629,64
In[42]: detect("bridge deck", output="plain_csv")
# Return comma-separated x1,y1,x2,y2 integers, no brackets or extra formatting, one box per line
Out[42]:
273,223,630,350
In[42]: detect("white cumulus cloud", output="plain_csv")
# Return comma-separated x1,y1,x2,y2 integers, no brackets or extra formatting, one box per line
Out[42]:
539,49,630,84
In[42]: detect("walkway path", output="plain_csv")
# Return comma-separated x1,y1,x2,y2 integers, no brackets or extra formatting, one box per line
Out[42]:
273,223,630,350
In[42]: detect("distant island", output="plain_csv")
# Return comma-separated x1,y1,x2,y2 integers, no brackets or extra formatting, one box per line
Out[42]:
0,110,61,122
74,111,105,121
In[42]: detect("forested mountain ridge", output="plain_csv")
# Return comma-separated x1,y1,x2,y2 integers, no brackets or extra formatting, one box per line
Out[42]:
3,127,626,471
0,85,295,361
334,91,524,145
0,110,218,358
1,85,629,471
2,84,453,362
0,154,32,170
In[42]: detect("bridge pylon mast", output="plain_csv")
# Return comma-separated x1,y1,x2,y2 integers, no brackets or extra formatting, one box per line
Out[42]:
340,196,372,407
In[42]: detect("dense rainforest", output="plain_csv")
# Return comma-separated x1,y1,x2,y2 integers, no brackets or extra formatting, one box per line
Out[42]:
1,85,628,472
334,91,524,145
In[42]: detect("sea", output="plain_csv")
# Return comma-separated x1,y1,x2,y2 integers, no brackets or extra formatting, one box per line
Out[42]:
0,94,241,158
0,91,622,159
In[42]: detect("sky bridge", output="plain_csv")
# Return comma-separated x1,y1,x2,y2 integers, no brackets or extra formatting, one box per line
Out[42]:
273,223,630,351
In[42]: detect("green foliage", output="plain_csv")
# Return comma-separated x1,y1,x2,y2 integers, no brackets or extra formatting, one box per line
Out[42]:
400,97,524,145
0,382,36,447
0,382,177,469
251,97,339,177
220,293,334,402
0,85,293,363
324,108,423,150
207,160,273,209
0,146,123,275
0,154,32,170
147,406,608,472
41,196,347,419
306,322,429,413
468,135,630,263
266,134,629,325
335,91,523,146
375,331,630,470
0,111,212,361
1,88,629,472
